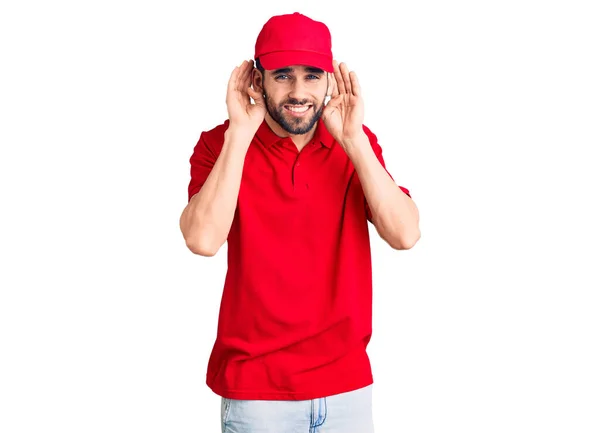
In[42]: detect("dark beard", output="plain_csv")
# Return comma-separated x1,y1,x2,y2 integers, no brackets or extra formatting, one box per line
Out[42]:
264,91,325,135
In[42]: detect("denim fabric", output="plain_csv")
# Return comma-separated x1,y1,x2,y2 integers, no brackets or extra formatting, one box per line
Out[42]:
221,384,374,433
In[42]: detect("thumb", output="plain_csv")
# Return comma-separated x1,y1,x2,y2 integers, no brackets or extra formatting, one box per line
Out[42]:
325,95,342,109
322,95,341,119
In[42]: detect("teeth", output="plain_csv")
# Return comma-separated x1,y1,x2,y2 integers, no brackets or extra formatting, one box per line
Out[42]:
287,105,310,113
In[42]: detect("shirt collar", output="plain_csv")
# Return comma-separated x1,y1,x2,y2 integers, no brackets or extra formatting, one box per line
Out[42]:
255,118,335,149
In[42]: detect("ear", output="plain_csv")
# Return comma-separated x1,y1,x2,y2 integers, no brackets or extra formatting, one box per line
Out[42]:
252,68,264,94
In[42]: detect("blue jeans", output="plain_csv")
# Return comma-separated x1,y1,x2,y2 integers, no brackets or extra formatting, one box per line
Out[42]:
220,384,374,433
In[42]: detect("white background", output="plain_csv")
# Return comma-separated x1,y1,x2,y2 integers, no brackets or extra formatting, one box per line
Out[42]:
1,0,599,431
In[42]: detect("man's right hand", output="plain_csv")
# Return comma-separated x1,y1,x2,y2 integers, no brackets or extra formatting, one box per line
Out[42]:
226,59,266,138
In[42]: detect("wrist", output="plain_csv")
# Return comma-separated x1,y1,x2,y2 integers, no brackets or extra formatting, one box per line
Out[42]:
225,126,254,148
340,131,370,153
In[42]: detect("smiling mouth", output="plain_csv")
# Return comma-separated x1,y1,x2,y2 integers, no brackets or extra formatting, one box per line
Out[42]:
284,105,312,114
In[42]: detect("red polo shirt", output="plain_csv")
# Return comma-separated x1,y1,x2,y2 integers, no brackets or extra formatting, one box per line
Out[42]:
187,118,410,400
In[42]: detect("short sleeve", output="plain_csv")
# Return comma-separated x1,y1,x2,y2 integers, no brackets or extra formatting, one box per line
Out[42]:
187,132,218,202
361,125,411,222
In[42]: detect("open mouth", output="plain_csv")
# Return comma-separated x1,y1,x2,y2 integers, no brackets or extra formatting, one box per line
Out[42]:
284,104,312,116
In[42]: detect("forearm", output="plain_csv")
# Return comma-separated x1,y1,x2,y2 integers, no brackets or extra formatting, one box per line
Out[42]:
345,133,420,249
180,129,252,256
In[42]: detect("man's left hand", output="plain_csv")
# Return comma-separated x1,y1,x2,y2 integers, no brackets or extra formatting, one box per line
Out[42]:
322,60,367,149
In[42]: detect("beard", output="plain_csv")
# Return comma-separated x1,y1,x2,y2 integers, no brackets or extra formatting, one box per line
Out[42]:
263,90,325,135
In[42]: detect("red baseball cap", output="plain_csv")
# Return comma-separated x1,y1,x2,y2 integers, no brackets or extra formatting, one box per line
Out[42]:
254,12,334,73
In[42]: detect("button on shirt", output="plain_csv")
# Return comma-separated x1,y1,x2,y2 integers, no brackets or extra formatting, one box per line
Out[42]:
187,118,411,400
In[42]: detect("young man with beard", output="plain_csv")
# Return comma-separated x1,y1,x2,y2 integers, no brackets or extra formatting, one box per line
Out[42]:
180,12,420,433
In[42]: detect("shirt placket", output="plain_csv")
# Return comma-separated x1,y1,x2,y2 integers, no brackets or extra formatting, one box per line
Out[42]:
291,141,318,195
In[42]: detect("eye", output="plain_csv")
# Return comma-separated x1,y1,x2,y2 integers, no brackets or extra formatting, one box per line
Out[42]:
275,74,290,80
306,74,320,80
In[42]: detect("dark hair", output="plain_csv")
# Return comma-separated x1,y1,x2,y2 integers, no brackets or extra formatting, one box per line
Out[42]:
255,58,265,73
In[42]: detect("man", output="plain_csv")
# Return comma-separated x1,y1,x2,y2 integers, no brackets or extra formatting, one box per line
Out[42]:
180,12,420,433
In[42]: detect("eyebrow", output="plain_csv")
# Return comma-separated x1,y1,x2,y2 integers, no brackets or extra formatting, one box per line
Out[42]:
271,67,325,75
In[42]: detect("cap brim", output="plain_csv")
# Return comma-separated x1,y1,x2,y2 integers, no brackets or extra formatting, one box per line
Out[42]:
258,50,333,73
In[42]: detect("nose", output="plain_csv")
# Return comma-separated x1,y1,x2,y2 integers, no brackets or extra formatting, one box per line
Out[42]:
288,79,309,103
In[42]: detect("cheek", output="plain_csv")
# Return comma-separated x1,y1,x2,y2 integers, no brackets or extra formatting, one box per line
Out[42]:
263,85,282,99
314,89,328,105
314,83,329,100
268,95,285,107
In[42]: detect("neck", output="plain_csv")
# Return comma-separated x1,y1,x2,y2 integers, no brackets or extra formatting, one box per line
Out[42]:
264,113,318,150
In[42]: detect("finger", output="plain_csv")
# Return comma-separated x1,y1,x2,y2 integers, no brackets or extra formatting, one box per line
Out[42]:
227,65,241,96
240,60,253,91
328,72,339,97
326,95,342,109
349,71,361,97
237,60,252,91
333,60,346,95
231,61,244,94
339,62,352,96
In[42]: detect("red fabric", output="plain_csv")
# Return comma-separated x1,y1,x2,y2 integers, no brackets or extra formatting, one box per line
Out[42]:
254,12,334,72
187,119,410,400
